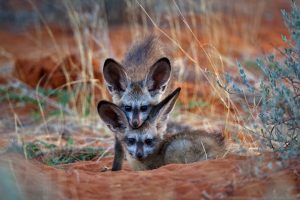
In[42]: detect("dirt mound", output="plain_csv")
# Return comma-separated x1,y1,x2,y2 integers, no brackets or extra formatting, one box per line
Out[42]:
1,153,299,200
14,54,104,89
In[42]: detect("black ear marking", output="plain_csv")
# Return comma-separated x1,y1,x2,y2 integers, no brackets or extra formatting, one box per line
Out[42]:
107,86,113,92
97,100,128,133
148,87,181,122
146,57,171,95
103,58,128,93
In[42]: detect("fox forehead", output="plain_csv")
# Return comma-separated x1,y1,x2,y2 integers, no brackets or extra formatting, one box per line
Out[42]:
121,82,156,106
125,123,157,138
129,82,145,95
125,132,154,140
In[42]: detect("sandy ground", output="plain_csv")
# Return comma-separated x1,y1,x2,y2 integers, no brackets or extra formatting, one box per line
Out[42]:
0,153,299,200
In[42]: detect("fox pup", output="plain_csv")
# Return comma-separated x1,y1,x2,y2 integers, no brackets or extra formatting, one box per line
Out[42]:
97,88,225,171
102,36,172,170
103,36,171,128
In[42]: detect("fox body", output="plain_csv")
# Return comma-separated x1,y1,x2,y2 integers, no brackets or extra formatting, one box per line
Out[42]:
98,88,225,171
126,130,224,171
102,36,173,170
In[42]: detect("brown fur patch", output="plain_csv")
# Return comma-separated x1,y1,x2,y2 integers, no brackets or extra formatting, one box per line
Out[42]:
129,83,145,96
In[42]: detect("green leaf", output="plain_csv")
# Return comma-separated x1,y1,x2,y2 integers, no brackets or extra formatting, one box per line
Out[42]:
188,100,209,109
58,90,70,106
67,138,74,145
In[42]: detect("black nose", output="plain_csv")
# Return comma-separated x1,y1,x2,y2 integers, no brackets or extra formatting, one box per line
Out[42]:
132,120,139,128
136,152,143,159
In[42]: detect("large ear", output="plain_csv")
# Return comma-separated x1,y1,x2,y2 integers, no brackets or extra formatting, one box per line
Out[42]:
146,57,171,96
148,88,181,123
97,101,128,133
103,58,128,94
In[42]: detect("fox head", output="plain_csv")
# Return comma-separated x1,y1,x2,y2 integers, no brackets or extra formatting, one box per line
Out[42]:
97,88,180,161
102,57,171,129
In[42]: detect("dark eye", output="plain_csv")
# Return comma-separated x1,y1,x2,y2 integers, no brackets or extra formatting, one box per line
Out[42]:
145,138,153,146
140,105,148,112
124,105,132,112
107,86,113,92
127,138,136,145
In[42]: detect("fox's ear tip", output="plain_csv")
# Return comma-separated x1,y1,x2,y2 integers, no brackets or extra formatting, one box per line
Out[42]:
103,58,122,71
174,87,181,95
159,57,171,64
97,100,115,111
97,101,105,112
97,100,108,107
103,58,115,65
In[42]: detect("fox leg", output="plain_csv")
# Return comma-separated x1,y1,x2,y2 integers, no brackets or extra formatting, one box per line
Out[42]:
111,136,124,171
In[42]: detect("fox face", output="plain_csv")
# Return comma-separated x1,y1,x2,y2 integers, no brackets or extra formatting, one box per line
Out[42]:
102,57,171,128
97,88,181,161
119,82,154,129
122,126,161,160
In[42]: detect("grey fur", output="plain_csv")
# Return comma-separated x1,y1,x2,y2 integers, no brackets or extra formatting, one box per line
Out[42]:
101,36,173,171
97,88,225,171
127,130,225,171
122,36,167,82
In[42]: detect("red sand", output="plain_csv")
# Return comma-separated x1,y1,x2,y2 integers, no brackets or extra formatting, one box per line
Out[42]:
1,153,299,200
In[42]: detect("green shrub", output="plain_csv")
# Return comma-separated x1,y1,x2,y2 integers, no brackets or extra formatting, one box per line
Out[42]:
222,2,300,157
